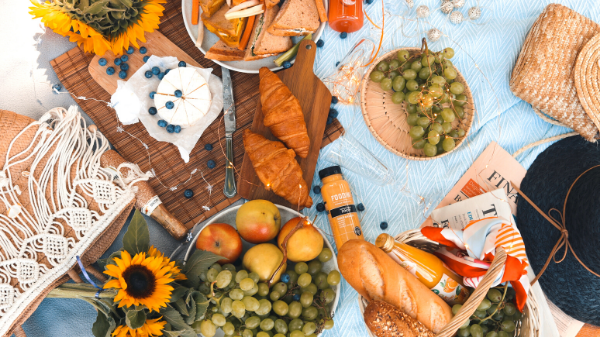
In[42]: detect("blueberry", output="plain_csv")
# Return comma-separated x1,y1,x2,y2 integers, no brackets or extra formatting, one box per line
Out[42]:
148,107,157,115
340,32,348,39
380,221,388,230
316,39,324,48
118,70,127,79
98,58,107,66
120,63,129,71
126,47,134,54
335,61,340,67
106,67,115,75
366,0,373,4
332,96,339,104
51,84,62,93
165,101,174,109
149,91,156,99
184,189,194,198
316,203,325,212
282,61,292,69
143,55,150,62
165,69,171,75
293,294,301,301
114,58,122,66
329,108,339,118
326,116,334,125
313,186,321,194
145,71,153,78
166,124,175,133
152,66,160,75
140,47,147,54
207,160,216,169
357,203,365,211
174,125,182,133
204,143,213,151
174,89,183,98
158,119,167,127
178,61,186,67
120,55,128,62
281,273,291,283
157,72,165,80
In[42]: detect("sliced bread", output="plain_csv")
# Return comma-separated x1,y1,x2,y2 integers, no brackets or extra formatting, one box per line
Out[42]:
267,0,320,36
206,40,246,61
253,5,293,55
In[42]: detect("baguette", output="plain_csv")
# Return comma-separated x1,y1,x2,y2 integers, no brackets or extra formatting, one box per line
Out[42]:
364,300,435,337
338,240,452,334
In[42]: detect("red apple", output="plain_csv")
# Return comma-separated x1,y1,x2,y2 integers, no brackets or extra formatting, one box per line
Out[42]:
235,200,281,244
196,223,243,264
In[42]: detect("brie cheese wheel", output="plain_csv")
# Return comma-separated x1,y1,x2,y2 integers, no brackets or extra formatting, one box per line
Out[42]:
154,67,212,128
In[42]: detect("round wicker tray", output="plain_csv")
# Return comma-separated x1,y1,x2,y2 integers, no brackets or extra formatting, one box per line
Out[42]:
360,48,475,160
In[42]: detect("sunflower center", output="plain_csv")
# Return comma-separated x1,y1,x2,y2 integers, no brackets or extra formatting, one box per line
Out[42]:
123,265,156,299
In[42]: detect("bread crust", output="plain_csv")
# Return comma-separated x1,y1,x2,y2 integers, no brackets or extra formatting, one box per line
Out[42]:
364,300,436,337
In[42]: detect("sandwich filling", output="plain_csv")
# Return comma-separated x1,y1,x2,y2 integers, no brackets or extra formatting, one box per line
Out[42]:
250,15,265,57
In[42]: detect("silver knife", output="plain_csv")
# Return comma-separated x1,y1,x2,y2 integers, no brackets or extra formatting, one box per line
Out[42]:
222,68,237,198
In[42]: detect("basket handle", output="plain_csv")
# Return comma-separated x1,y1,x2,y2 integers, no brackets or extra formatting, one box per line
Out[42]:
435,247,508,337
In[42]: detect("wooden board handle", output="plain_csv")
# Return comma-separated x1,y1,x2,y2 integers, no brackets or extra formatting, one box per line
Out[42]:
294,40,317,75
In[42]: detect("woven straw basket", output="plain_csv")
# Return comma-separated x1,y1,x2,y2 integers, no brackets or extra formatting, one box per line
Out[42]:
360,48,475,160
357,229,541,337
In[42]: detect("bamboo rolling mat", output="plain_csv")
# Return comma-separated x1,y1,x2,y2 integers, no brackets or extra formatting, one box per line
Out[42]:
50,0,344,230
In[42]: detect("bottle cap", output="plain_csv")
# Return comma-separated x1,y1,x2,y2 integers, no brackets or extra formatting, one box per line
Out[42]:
319,166,342,180
375,233,395,252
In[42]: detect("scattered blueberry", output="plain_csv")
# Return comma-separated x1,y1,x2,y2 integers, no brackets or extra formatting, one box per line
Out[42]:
335,61,340,67
316,39,324,48
51,83,62,93
316,203,325,212
114,58,122,66
174,125,182,133
293,294,301,301
329,108,339,118
158,119,167,127
98,58,107,66
157,72,165,80
149,91,156,99
140,47,147,54
126,47,134,54
166,124,175,133
207,160,216,169
366,0,374,4
281,273,290,283
120,55,128,62
107,67,115,75
143,55,150,62
313,186,321,194
178,61,186,67
118,70,127,79
204,143,213,151
120,63,129,71
380,221,388,230
357,203,365,211
165,69,171,75
326,116,334,125
165,101,175,109
148,107,157,115
152,66,160,75
184,189,194,198
282,61,292,69
340,32,348,39
174,89,183,98
332,96,339,104
145,71,153,78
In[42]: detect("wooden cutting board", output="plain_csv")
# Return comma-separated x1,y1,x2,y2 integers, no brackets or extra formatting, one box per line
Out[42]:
88,31,202,95
237,40,332,210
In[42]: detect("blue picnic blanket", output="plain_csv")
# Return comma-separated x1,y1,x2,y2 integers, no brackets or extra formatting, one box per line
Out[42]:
21,0,597,336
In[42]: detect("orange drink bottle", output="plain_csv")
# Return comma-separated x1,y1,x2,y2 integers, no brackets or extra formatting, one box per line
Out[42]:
319,166,364,249
376,233,470,305
328,0,364,33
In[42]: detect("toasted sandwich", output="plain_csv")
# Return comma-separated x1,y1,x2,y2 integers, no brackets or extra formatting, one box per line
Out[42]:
267,0,320,36
206,40,246,61
244,5,293,61
202,1,248,48
199,0,225,18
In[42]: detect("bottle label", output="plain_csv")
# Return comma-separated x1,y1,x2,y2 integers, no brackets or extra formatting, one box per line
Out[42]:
431,274,470,305
329,204,356,218
141,195,162,216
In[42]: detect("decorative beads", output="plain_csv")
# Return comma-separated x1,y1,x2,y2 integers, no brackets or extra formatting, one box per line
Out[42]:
449,11,464,24
416,5,430,18
468,6,482,20
428,28,442,42
452,0,465,8
441,0,454,14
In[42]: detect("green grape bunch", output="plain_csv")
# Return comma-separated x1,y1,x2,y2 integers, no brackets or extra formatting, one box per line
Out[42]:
369,43,469,157
452,285,523,337
192,247,338,337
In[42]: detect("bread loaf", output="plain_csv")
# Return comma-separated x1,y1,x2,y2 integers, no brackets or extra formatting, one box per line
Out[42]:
364,300,435,337
338,240,452,333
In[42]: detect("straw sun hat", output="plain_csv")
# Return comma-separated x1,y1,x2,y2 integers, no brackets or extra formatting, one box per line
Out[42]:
516,135,600,324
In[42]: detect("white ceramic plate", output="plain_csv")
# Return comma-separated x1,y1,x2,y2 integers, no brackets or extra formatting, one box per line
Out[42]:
184,204,340,337
181,0,327,73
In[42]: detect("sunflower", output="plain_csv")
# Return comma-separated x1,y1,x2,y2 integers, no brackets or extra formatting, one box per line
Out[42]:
112,317,166,337
103,250,175,312
148,246,187,281
29,0,166,56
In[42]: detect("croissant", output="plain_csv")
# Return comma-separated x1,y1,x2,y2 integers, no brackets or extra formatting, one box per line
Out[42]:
259,67,310,158
243,129,313,209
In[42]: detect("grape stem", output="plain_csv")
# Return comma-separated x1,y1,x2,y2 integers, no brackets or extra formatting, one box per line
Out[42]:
473,283,509,325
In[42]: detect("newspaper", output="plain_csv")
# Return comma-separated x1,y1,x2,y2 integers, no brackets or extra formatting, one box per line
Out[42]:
548,301,586,337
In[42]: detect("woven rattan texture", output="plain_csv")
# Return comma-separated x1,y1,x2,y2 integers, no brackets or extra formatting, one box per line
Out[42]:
510,3,600,142
50,1,344,229
574,32,600,133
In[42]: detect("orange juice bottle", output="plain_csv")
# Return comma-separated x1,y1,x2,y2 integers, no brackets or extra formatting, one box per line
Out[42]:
376,233,469,305
328,0,364,33
319,166,364,248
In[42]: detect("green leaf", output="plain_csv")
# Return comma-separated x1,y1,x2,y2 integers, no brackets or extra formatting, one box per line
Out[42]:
170,285,188,303
162,331,186,337
193,293,209,321
185,295,197,325
97,251,122,270
122,210,149,256
173,298,189,317
160,305,196,337
92,309,116,337
125,308,146,330
181,250,223,288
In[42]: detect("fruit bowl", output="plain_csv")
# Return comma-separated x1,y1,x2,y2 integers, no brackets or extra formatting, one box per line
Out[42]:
184,203,340,337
